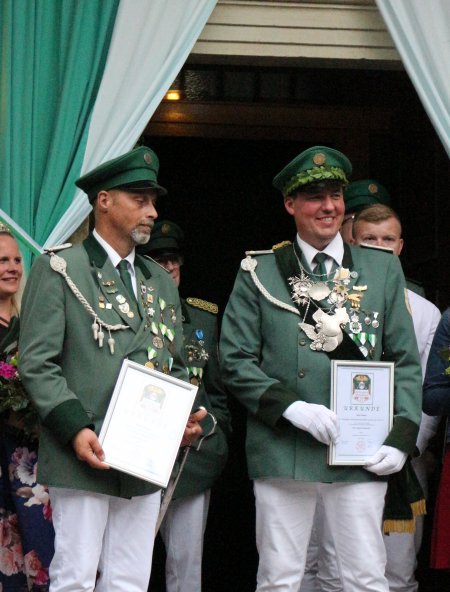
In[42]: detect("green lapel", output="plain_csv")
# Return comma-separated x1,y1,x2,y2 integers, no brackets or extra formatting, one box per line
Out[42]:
83,234,141,332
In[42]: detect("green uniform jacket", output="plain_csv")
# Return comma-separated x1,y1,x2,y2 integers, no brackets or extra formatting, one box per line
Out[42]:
173,298,230,499
220,242,422,483
19,234,187,498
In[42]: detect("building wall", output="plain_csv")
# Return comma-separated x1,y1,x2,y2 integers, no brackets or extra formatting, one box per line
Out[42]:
193,0,400,65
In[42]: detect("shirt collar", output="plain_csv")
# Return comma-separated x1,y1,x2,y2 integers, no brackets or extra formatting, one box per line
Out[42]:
296,232,344,271
93,229,136,274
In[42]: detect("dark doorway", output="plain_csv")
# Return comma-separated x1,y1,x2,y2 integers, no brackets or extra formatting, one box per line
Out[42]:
144,136,311,313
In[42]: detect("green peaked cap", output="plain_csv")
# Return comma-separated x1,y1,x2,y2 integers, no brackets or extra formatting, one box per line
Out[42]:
273,145,352,196
75,146,167,202
344,179,391,213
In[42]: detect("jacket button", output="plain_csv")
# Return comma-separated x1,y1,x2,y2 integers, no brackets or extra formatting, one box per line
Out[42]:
299,339,307,346
298,369,306,378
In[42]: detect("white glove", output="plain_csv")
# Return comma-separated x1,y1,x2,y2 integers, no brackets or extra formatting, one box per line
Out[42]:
364,445,407,476
283,401,339,445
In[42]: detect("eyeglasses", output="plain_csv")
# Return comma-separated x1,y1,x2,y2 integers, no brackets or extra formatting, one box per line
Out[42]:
155,255,184,268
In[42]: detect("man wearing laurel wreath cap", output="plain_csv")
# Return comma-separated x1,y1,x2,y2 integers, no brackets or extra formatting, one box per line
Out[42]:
220,146,422,592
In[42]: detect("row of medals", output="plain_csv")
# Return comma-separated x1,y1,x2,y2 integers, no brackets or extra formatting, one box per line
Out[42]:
99,278,176,373
349,310,379,358
185,330,210,386
99,279,209,383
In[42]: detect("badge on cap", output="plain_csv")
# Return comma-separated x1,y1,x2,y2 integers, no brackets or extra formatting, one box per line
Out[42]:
161,223,171,235
368,183,378,194
313,152,326,166
144,152,152,165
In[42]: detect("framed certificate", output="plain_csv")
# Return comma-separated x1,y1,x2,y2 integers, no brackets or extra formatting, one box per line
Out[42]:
98,359,198,487
328,360,394,466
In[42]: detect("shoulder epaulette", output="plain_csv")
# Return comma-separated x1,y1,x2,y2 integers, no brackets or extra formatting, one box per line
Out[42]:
186,297,218,315
44,243,72,253
245,249,274,256
359,243,393,254
272,240,292,251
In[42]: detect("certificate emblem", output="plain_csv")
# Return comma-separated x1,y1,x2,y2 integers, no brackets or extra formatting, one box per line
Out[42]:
352,373,372,404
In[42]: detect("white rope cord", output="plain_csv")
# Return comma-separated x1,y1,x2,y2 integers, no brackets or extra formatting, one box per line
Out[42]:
49,253,129,332
241,256,300,317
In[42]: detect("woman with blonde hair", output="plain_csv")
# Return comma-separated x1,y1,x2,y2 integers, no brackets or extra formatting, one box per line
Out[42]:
0,225,54,591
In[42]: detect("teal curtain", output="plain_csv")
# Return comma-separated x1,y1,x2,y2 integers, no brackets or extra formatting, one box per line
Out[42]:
0,0,119,267
376,0,450,159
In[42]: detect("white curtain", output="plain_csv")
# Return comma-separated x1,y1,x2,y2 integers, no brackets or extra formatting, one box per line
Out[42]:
376,0,450,159
45,0,217,247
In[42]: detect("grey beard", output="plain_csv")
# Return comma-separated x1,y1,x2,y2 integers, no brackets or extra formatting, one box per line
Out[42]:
131,228,151,245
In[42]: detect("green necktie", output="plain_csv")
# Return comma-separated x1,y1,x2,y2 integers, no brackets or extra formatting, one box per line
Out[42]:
117,260,136,301
313,252,328,278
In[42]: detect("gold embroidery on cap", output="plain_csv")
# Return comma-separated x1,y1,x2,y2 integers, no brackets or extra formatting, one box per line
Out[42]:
161,223,171,235
313,153,326,166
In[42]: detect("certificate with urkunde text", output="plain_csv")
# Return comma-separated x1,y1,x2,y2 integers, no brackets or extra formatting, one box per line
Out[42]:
328,360,394,466
99,359,197,487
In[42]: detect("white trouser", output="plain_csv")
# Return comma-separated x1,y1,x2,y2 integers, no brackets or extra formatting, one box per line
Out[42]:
49,487,160,592
159,490,210,592
301,454,430,592
254,479,388,592
300,496,342,592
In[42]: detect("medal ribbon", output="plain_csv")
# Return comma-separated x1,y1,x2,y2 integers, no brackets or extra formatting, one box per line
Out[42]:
159,322,174,342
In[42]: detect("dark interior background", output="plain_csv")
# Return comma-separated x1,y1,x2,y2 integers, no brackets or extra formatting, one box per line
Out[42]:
145,64,450,591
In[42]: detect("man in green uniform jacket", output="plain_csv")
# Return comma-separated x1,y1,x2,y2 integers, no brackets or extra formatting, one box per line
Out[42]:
19,147,205,592
139,220,230,592
220,146,422,592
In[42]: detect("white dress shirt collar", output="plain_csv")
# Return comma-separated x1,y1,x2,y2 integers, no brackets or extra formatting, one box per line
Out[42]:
93,229,137,287
93,229,135,268
296,233,344,273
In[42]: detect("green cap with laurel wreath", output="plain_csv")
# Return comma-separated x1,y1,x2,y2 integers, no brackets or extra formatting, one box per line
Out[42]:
273,145,352,196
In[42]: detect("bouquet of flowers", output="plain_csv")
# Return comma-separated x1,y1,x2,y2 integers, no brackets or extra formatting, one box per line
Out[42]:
0,346,40,439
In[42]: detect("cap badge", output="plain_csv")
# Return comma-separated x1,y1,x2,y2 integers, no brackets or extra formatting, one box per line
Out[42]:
368,183,378,194
312,152,326,166
161,223,171,235
144,152,152,165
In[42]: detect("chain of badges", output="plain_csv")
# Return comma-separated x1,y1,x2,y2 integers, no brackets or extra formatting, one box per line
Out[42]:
241,252,381,357
289,263,381,355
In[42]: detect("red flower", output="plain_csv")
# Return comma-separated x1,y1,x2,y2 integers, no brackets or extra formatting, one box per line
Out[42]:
0,361,17,379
